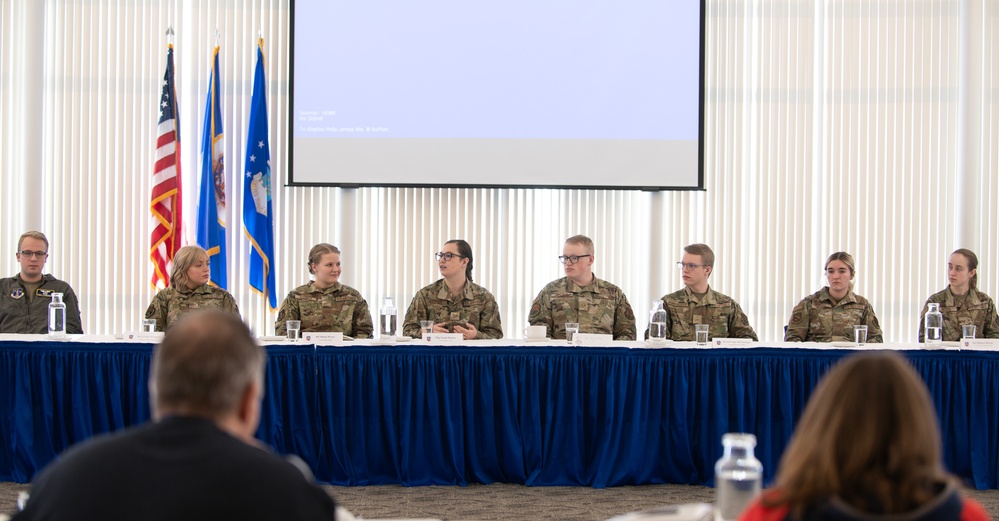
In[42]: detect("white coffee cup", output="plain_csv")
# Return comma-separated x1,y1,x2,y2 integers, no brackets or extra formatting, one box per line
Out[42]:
524,325,546,340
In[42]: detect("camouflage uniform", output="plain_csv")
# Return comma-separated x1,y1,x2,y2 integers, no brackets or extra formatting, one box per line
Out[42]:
917,287,999,341
528,276,636,340
402,279,503,339
0,274,84,334
784,287,883,343
653,286,758,341
275,282,373,338
144,284,240,332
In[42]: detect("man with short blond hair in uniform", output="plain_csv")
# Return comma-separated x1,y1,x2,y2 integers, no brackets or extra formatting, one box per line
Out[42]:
656,243,757,341
528,234,636,340
0,231,83,334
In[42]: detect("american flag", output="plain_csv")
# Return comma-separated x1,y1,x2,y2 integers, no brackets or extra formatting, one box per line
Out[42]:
243,38,277,309
150,43,184,289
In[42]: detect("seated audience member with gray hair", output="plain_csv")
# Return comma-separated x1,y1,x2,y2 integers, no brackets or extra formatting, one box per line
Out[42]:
13,310,337,521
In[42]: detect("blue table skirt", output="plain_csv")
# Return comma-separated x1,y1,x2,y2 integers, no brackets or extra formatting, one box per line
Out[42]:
1,342,997,489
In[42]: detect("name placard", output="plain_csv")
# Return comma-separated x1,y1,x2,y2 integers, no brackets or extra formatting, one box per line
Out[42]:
427,333,464,345
961,338,999,350
573,333,614,346
712,338,757,347
124,332,164,343
304,332,344,346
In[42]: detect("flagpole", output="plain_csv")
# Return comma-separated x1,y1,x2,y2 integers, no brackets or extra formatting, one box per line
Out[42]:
166,26,174,45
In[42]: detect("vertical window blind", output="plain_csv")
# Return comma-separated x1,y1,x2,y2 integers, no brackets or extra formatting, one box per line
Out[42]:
0,0,995,341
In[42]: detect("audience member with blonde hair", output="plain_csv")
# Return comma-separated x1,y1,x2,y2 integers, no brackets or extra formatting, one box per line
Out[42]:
740,351,989,521
144,245,239,331
784,252,883,342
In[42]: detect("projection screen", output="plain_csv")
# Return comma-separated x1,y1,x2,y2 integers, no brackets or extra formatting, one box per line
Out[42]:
289,0,705,190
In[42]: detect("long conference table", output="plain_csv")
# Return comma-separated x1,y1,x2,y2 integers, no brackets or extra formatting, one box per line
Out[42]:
1,336,997,489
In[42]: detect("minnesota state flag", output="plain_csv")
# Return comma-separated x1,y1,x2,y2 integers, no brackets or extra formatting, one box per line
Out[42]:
197,45,228,289
242,38,276,309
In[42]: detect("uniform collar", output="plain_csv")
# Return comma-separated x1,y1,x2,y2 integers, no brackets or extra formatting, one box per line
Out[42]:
177,283,214,295
820,286,857,305
435,278,472,300
566,276,600,293
13,273,52,285
945,286,981,306
308,281,342,294
683,285,717,304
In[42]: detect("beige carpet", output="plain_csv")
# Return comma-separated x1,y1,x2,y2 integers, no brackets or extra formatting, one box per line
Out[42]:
3,481,998,520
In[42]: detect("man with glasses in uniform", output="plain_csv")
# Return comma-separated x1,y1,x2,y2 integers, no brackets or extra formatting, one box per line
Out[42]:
528,234,636,340
655,243,757,341
0,231,83,334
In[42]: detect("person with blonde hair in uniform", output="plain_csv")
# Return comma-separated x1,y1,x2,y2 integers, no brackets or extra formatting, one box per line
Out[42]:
144,245,239,331
528,234,636,340
275,242,373,338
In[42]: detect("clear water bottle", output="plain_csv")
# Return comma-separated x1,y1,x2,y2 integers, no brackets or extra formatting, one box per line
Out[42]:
715,433,762,521
649,300,668,343
379,296,397,339
48,292,67,338
924,302,943,346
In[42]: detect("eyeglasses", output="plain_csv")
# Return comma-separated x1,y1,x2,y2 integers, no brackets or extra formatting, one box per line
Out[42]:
558,254,591,265
676,262,708,270
435,252,465,262
18,250,48,258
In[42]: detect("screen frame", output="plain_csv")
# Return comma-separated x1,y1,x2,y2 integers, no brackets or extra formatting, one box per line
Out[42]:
286,0,706,192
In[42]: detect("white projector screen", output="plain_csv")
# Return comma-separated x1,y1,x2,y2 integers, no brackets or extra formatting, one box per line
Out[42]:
289,0,704,190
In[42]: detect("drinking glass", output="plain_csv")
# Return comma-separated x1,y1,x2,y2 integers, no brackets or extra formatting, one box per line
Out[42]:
853,325,868,347
694,324,709,346
962,324,977,340
286,320,301,342
565,322,579,344
142,319,157,333
420,320,434,339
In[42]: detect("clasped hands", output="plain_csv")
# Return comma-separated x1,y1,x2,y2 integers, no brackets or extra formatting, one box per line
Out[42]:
430,322,477,340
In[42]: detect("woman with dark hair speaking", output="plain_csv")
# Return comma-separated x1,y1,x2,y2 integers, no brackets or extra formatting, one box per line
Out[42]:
402,239,503,339
740,351,989,521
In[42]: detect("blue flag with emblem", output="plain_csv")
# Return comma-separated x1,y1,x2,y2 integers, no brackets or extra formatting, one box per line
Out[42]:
242,38,276,309
197,45,228,289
